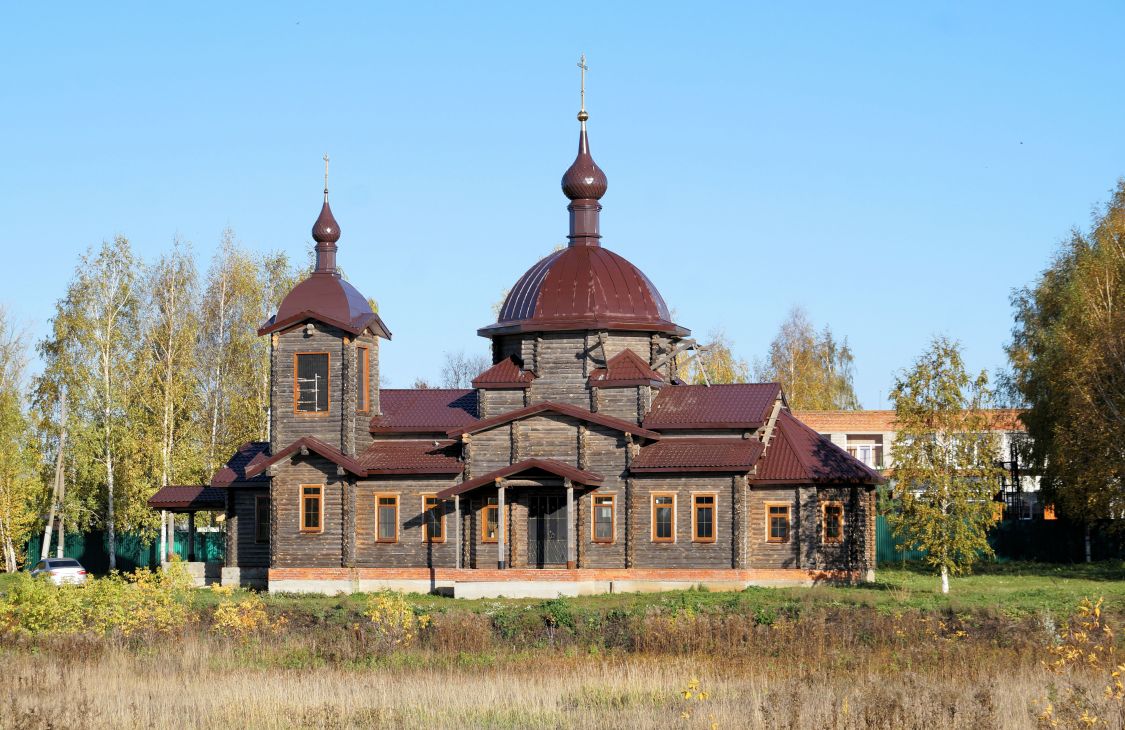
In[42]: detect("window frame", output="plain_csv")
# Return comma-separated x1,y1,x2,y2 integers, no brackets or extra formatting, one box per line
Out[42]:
299,484,324,534
651,493,676,543
293,352,331,416
592,493,616,544
692,493,717,543
375,494,399,543
765,502,790,544
356,345,370,414
254,494,270,544
422,495,446,544
822,500,844,544
481,497,498,544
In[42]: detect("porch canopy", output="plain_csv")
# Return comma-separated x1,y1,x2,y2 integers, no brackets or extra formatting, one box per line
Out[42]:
147,486,226,562
436,459,603,571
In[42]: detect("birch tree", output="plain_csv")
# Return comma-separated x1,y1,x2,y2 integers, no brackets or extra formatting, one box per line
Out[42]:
678,329,751,385
889,336,1001,594
0,308,38,571
754,306,860,409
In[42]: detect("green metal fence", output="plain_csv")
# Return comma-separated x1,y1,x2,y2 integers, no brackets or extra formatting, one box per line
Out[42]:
24,530,224,574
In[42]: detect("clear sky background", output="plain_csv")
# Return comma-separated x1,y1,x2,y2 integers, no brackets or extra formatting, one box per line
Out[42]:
2,2,1124,406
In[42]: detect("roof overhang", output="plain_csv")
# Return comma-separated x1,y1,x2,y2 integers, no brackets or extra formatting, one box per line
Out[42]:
477,319,690,338
148,486,227,512
258,310,391,339
436,459,604,499
447,400,661,440
244,436,368,479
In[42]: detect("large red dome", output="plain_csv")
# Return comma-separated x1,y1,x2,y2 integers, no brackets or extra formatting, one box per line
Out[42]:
479,246,688,337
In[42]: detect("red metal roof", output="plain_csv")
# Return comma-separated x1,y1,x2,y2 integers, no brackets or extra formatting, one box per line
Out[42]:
369,389,479,433
358,440,463,475
754,411,882,485
631,438,763,473
258,273,391,338
588,349,664,388
244,436,367,479
479,246,689,337
643,383,781,430
472,356,536,389
436,458,604,498
211,441,270,487
148,486,226,511
448,400,660,440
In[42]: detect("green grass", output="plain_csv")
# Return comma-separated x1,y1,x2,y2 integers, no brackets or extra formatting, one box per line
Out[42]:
6,560,1124,621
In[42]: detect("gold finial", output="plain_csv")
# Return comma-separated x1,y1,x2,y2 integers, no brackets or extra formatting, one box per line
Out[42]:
323,153,330,200
577,53,589,123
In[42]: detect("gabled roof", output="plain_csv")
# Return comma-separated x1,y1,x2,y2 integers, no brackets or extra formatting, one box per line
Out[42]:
587,349,664,388
358,440,464,475
446,400,660,440
630,438,763,473
793,408,1026,434
211,441,270,487
472,356,536,389
435,458,604,498
244,436,367,479
369,389,479,433
148,485,226,511
643,383,781,430
754,411,883,485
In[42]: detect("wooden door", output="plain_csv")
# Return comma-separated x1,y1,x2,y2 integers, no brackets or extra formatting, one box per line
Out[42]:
527,495,567,567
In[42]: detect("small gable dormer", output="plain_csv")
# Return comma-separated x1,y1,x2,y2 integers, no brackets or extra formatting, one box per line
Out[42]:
260,172,390,457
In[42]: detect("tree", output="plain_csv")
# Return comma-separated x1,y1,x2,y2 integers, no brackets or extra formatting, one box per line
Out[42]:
677,329,750,384
440,351,490,388
0,307,39,571
889,336,1001,594
754,306,860,410
1007,181,1125,557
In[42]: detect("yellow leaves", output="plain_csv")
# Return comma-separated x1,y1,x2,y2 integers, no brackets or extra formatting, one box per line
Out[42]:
676,677,715,725
363,591,431,651
212,592,285,639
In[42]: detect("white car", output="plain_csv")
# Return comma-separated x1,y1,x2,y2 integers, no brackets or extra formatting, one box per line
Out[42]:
30,558,88,585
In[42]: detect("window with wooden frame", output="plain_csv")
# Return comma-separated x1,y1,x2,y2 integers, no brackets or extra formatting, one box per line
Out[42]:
423,496,445,543
254,494,270,543
822,501,844,544
651,493,675,543
481,497,498,543
294,353,330,414
356,345,370,413
593,494,615,543
693,494,716,543
376,495,398,543
299,485,323,533
766,503,790,543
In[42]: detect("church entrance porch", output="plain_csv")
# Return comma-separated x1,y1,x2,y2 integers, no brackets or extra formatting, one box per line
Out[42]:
527,492,568,568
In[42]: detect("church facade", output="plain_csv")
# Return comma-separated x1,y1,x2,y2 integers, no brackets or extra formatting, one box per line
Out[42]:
193,99,880,597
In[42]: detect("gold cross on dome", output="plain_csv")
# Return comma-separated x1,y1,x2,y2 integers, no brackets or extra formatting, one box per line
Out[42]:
577,53,588,113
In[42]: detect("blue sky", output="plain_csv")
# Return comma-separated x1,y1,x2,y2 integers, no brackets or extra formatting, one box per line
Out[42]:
2,2,1124,406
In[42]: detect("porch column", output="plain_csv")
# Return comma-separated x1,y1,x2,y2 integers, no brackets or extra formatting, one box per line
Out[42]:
565,479,576,569
496,479,506,570
187,512,196,562
454,494,462,570
159,510,167,565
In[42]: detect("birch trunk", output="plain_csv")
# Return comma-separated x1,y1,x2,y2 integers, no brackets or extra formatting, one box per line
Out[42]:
40,390,67,560
940,565,949,594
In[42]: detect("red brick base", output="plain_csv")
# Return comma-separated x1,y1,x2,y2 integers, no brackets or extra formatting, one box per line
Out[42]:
268,567,862,583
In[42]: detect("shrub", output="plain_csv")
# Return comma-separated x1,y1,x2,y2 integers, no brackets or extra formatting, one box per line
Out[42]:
212,592,286,639
362,591,430,651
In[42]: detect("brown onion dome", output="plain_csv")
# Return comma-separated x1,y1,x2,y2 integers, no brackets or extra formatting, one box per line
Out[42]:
312,199,341,244
561,126,608,201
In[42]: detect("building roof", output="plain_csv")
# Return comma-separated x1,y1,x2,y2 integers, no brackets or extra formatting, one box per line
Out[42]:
210,441,270,487
358,440,464,475
643,383,781,430
754,411,882,485
631,438,764,473
587,349,664,388
436,458,604,498
472,356,536,389
258,273,391,338
148,485,226,512
244,436,367,479
793,408,1026,434
369,389,479,433
448,400,660,440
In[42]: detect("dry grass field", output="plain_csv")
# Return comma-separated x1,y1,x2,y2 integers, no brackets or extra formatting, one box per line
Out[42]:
3,564,1125,729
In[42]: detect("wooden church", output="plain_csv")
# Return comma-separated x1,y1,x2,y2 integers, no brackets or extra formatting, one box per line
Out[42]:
151,71,881,597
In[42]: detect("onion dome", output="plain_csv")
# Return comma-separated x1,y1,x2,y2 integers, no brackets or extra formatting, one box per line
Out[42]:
258,163,391,339
561,127,608,201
